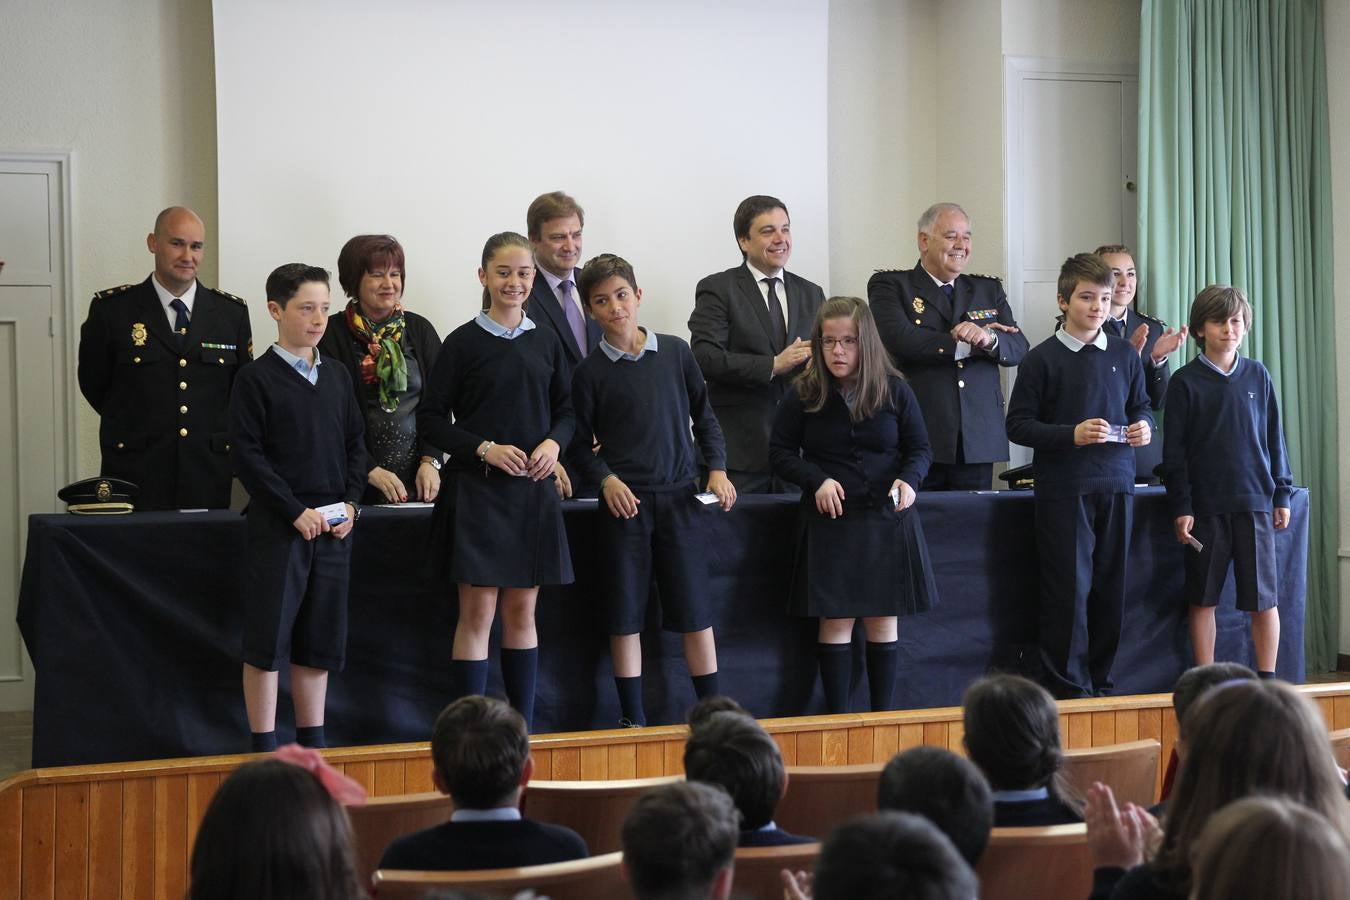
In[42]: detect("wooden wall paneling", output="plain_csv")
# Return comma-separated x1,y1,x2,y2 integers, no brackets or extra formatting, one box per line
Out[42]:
1091,711,1115,745
1316,697,1334,729
153,774,188,900
1068,714,1094,748
771,732,797,766
1114,709,1140,742
847,727,872,764
551,748,580,780
0,783,22,900
579,746,608,780
871,724,899,762
606,743,637,780
947,720,965,754
897,723,924,751
343,761,376,795
19,785,55,900
921,722,947,748
87,781,122,900
662,740,684,775
120,778,154,900
185,773,219,867
1332,694,1350,729
373,760,405,796
796,731,824,766
634,740,664,777
53,783,89,900
529,751,552,782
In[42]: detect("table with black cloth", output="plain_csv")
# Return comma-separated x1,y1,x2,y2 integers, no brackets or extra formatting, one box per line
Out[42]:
18,487,1307,767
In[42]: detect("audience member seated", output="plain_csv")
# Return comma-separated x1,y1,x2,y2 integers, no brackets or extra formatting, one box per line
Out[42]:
622,781,739,900
378,695,588,870
781,811,978,900
1155,662,1257,810
1085,679,1350,900
1189,796,1350,900
962,674,1083,826
877,745,993,867
685,710,815,846
686,693,749,730
188,756,365,900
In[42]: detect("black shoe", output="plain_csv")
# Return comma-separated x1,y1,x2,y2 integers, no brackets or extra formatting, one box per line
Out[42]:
618,717,643,729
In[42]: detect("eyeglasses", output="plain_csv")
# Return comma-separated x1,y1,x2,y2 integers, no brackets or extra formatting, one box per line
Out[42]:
820,337,858,349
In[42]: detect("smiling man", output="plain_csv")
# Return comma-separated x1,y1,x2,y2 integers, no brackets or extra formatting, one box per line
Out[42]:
868,202,1029,491
689,194,825,492
77,206,252,510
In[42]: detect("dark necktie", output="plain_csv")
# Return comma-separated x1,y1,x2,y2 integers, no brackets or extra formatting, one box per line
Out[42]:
941,283,955,300
170,298,190,348
764,277,787,351
1106,317,1125,337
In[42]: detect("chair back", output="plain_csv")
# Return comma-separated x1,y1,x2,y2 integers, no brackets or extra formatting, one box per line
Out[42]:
976,823,1092,900
347,791,455,890
733,843,821,900
1061,738,1161,807
372,850,629,900
1329,727,1350,770
522,775,682,854
775,763,884,839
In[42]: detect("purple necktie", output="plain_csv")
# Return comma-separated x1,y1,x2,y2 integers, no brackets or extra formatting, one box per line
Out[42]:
560,280,588,356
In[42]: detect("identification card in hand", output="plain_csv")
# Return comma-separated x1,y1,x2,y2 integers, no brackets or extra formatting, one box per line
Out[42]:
694,492,719,505
889,486,902,510
1186,536,1205,553
316,502,348,526
1105,424,1129,443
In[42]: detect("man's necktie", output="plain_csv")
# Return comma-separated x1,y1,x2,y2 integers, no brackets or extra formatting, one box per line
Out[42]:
560,280,588,357
170,298,190,348
764,277,787,351
941,283,955,299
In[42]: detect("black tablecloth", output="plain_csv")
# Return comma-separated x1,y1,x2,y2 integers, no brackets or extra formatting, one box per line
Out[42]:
18,488,1307,767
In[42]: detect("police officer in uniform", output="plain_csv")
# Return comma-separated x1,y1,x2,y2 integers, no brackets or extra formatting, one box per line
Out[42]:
77,206,252,510
868,202,1029,490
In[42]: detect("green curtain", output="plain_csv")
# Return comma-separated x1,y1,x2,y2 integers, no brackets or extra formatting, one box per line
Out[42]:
1139,0,1337,671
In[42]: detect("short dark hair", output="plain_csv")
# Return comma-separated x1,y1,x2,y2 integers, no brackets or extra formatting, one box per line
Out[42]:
526,191,585,241
622,781,738,900
1173,663,1258,727
811,811,978,900
188,759,363,900
336,234,406,301
733,195,788,253
686,695,749,731
266,264,330,308
431,696,529,809
577,253,639,307
962,674,1063,792
878,746,993,867
1188,284,1253,350
684,711,783,830
1056,252,1113,305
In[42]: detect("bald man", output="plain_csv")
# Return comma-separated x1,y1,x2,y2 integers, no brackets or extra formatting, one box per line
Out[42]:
78,207,252,510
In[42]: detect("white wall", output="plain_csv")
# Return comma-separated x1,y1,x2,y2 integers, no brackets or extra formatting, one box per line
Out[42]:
0,0,219,480
1326,0,1350,658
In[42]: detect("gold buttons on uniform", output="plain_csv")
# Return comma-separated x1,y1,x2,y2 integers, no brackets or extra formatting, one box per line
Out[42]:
217,357,224,364
180,405,188,414
133,356,141,364
178,358,187,368
915,319,922,325
958,380,966,388
116,442,124,449
938,348,945,354
957,361,965,369
179,381,188,390
179,427,188,437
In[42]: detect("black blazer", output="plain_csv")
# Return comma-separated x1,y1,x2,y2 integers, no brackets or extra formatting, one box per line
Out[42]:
377,818,589,871
992,794,1083,827
77,276,252,510
869,263,1028,466
689,264,825,473
738,826,817,847
525,271,602,373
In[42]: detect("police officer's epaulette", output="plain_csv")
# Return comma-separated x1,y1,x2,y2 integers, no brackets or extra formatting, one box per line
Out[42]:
1134,309,1165,327
965,272,1004,284
871,265,910,274
92,284,135,301
207,286,248,306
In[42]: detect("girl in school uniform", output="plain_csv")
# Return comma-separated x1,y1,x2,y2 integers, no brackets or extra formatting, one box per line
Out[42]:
769,296,936,713
417,232,575,730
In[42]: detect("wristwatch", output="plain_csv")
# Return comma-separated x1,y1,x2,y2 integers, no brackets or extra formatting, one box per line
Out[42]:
420,455,442,471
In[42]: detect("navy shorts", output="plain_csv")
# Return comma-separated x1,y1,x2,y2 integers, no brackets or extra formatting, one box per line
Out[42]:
1184,510,1278,612
597,484,712,635
242,508,352,672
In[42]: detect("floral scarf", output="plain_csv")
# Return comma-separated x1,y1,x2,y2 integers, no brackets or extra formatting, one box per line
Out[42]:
345,300,408,412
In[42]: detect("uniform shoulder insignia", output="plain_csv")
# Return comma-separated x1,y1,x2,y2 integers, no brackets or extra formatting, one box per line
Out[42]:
206,286,248,306
92,284,134,301
965,272,1004,284
1136,310,1165,326
871,266,909,274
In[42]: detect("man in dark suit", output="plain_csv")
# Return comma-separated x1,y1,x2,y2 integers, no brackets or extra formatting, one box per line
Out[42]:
77,206,252,510
689,195,825,492
377,695,589,870
526,190,603,496
868,202,1028,490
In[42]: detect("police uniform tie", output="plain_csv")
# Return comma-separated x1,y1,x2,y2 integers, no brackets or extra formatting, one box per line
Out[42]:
1106,316,1125,337
170,298,190,348
559,280,588,358
764,277,787,352
941,283,955,299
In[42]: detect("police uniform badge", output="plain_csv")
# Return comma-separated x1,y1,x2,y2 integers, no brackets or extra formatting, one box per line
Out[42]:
131,322,148,346
912,298,925,314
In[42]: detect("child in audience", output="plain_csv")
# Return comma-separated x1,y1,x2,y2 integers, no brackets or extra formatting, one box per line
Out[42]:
769,296,935,713
687,694,749,730
417,233,576,730
1006,253,1152,699
229,264,366,751
1189,796,1350,900
1162,284,1292,675
378,695,587,870
570,253,736,726
622,781,739,900
962,674,1083,826
684,709,815,846
878,745,994,867
188,757,364,900
1085,679,1350,900
1155,662,1257,807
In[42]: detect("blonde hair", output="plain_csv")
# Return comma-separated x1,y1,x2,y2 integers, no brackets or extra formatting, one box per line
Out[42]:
1190,796,1350,900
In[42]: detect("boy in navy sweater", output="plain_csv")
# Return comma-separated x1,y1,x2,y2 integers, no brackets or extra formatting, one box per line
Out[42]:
1006,254,1153,699
571,253,737,726
229,264,366,751
1163,285,1290,676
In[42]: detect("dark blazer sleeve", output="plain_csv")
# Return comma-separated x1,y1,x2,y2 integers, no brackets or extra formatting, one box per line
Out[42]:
689,269,774,387
1161,372,1192,516
406,312,444,459
868,270,959,367
77,297,113,413
1133,309,1171,410
229,366,307,523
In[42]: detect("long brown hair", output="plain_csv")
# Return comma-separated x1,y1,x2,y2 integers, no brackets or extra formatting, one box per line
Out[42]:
1190,796,1350,900
795,296,899,422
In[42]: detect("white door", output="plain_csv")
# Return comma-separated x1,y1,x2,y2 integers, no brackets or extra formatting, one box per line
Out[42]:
1004,59,1139,468
0,154,74,711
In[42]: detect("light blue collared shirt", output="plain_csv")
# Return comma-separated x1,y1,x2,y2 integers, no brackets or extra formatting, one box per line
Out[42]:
599,328,658,362
1055,328,1109,352
1197,350,1240,377
475,310,537,340
990,787,1050,802
271,343,321,385
450,807,522,823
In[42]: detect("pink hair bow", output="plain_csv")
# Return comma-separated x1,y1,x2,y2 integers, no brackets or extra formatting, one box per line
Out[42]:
274,743,369,806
